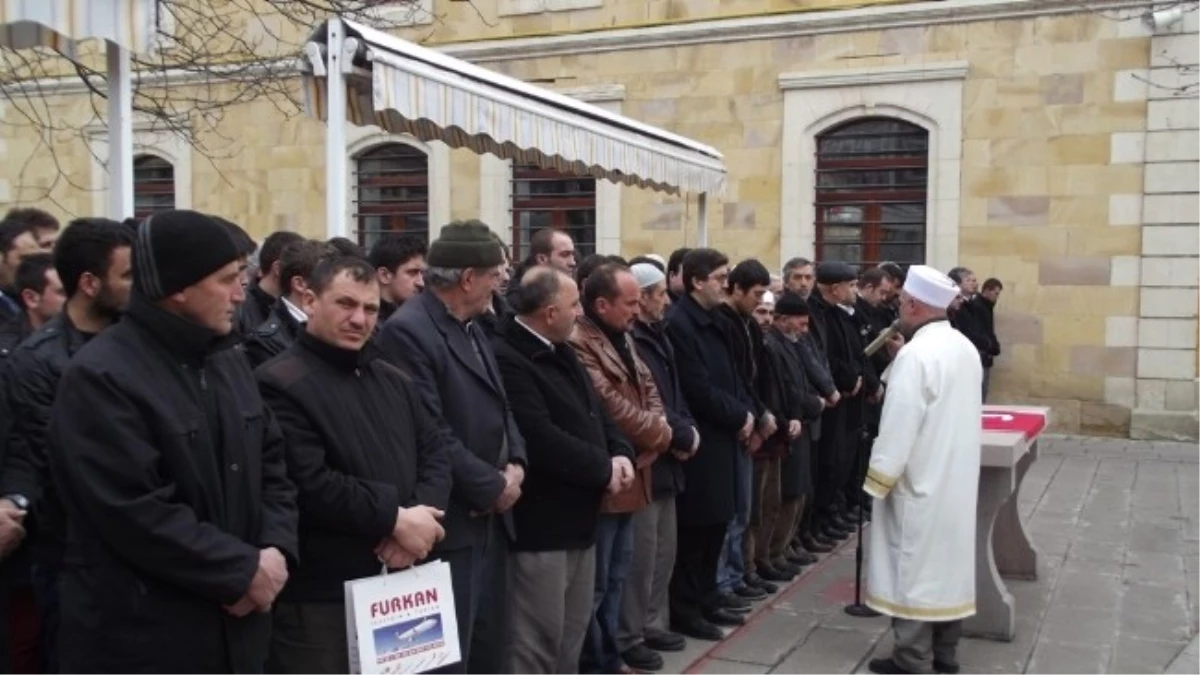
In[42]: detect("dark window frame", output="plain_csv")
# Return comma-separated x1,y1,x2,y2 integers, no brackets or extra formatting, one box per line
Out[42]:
353,143,430,249
813,117,930,270
132,154,176,219
510,164,597,261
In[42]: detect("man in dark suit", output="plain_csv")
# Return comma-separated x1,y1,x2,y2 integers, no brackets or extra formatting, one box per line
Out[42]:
376,220,527,673
493,266,634,673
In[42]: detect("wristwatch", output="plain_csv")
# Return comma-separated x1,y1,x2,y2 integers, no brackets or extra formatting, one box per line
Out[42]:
2,494,29,510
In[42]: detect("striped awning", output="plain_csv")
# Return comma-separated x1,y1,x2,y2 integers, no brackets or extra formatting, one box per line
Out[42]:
0,0,158,55
302,18,726,196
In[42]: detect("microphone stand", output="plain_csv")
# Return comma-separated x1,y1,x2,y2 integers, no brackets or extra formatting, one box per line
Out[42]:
846,327,894,620
844,436,880,618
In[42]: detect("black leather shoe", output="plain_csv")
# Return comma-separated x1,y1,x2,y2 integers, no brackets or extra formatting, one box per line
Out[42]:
715,591,753,611
787,548,818,565
732,584,767,601
934,660,961,674
643,628,686,652
801,534,834,553
671,617,723,641
757,563,795,583
831,513,857,530
821,525,850,540
869,658,914,674
704,608,746,627
774,560,803,576
744,572,779,594
812,528,838,544
621,644,664,671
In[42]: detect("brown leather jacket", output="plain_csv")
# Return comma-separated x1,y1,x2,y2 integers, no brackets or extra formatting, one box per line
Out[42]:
570,316,671,513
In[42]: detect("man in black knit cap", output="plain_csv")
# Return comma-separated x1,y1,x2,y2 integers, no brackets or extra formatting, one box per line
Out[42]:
48,210,298,674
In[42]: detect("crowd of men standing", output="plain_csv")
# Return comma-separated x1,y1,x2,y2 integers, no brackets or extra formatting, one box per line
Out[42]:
0,207,1001,674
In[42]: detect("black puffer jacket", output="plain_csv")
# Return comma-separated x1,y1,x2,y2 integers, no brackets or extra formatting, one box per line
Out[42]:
256,331,451,602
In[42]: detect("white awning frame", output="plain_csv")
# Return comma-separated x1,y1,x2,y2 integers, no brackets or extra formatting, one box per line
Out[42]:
0,0,159,220
300,17,725,244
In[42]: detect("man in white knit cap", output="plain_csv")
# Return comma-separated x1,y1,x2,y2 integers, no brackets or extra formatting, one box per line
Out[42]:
864,265,982,675
617,261,698,668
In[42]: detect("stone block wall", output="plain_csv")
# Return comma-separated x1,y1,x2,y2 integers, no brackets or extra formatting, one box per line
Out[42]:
1128,9,1200,441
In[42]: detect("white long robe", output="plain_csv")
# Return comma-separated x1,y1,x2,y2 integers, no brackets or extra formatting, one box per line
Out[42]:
864,320,982,622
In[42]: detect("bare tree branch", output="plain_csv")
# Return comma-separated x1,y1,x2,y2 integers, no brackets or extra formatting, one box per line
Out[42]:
0,0,454,213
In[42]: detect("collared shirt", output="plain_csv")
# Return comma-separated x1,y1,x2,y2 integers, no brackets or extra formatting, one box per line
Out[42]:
514,316,554,349
281,297,308,324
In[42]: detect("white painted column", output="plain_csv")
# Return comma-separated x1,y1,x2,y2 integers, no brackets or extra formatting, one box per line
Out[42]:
105,41,134,220
324,17,348,239
1130,10,1200,441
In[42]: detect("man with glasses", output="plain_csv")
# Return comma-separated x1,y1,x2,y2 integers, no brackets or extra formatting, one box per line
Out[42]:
664,249,758,641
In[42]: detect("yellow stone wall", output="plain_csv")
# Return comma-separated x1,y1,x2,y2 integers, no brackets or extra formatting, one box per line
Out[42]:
402,0,912,44
0,8,1157,435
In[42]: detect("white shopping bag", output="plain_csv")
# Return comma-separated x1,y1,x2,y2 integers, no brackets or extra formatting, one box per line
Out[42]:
345,561,461,674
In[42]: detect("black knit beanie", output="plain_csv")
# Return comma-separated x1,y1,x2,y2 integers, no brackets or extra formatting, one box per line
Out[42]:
774,292,810,316
426,220,503,269
133,210,242,300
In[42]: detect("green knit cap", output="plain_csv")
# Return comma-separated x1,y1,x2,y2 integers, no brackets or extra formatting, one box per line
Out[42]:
427,220,504,269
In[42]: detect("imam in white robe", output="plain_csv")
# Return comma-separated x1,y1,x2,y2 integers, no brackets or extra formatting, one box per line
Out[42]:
864,320,982,622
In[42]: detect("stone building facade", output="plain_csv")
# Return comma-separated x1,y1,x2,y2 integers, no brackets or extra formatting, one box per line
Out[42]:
0,0,1196,438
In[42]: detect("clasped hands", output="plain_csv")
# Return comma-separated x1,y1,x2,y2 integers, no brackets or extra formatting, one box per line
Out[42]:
224,547,289,617
608,456,635,495
670,426,701,462
470,463,525,518
0,499,27,560
375,504,446,571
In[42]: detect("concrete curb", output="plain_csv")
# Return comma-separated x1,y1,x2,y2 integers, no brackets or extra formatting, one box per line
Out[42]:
1161,629,1200,672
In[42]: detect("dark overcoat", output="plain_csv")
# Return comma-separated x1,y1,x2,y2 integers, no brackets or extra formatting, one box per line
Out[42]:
664,294,756,526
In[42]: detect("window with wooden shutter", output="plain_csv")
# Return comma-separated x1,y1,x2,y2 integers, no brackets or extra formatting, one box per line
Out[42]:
354,143,430,249
814,117,928,269
133,155,175,219
510,164,596,261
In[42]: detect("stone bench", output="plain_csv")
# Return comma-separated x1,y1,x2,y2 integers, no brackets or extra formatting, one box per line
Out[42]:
963,405,1049,642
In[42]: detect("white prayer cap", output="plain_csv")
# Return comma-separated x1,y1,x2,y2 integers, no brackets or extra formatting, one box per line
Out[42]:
903,265,959,309
761,290,776,307
644,253,667,269
630,262,666,289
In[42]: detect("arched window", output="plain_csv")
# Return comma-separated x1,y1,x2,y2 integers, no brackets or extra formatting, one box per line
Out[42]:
511,164,596,261
354,143,429,248
133,154,175,219
814,117,928,268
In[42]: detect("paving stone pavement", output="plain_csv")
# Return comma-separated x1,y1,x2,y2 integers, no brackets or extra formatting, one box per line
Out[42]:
652,436,1199,674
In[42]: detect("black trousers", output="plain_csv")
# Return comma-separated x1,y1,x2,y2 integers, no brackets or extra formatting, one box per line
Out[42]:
432,517,511,674
266,602,347,674
814,404,850,519
668,522,728,623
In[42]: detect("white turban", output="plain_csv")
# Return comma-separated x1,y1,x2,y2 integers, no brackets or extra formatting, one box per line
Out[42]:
630,262,666,289
903,265,959,310
761,290,776,307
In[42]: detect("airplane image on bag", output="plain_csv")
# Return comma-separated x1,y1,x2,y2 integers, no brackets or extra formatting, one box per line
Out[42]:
397,617,439,643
